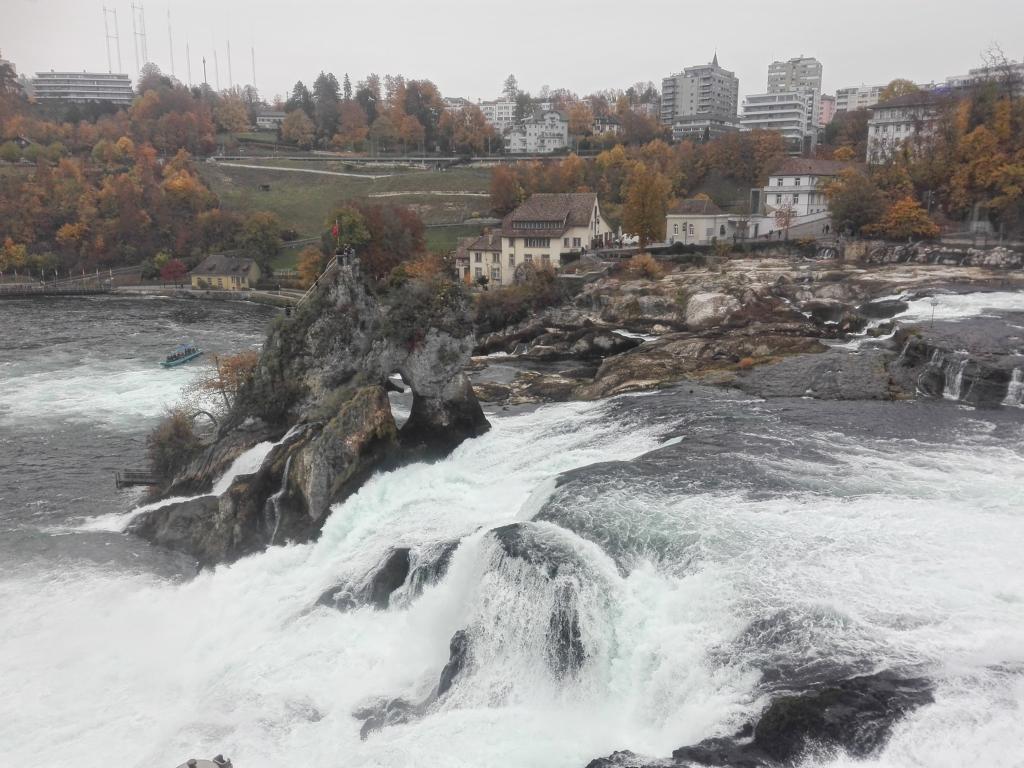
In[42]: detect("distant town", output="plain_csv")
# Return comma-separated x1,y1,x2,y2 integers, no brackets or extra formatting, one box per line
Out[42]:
1,39,1022,294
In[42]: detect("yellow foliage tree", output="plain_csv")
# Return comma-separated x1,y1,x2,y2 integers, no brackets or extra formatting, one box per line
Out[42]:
623,162,671,251
297,245,327,287
866,196,940,240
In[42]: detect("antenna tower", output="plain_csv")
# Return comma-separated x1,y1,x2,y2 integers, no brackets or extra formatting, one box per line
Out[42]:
186,41,192,86
251,46,256,89
102,7,123,74
130,2,148,74
213,48,220,91
167,9,175,77
227,40,233,89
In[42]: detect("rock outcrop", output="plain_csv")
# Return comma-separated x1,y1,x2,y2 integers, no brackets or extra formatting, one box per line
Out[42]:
586,672,933,768
131,259,490,565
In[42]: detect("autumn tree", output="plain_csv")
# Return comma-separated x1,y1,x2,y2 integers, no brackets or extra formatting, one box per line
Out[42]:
159,258,188,283
490,165,521,215
214,97,250,134
824,169,887,234
622,163,671,251
312,71,341,143
334,100,369,149
879,79,920,103
281,110,316,149
188,351,261,414
297,244,328,287
866,196,940,240
239,212,282,268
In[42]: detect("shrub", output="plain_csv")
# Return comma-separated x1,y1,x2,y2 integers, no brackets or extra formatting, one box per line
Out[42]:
474,268,564,333
147,409,203,479
738,357,756,370
624,253,665,280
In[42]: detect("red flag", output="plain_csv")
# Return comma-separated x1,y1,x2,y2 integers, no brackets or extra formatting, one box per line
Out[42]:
331,221,340,239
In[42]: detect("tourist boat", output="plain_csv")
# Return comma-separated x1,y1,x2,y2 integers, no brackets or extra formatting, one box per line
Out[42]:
160,343,203,368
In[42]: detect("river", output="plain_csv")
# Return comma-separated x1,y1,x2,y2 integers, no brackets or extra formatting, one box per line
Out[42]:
1,295,1022,768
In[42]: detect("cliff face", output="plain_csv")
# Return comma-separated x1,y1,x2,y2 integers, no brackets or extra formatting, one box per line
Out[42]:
130,258,490,566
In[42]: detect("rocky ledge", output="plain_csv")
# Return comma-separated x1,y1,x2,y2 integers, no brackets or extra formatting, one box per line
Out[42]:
470,253,1024,408
130,259,490,566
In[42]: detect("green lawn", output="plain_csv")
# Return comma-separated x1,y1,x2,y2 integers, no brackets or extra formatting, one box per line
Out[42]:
426,224,486,253
201,163,494,236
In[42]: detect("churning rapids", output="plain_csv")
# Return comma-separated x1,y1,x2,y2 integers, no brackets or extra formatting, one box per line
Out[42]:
2,296,1023,768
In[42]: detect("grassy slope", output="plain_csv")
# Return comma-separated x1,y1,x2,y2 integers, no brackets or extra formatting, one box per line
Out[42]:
200,162,494,237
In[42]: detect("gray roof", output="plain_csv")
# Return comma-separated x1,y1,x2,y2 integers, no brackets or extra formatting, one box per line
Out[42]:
502,193,598,237
768,158,864,177
191,254,257,276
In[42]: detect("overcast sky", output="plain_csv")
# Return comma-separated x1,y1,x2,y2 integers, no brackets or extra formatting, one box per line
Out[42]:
5,0,1022,103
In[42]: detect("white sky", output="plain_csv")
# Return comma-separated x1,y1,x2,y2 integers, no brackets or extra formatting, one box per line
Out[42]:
4,0,1023,103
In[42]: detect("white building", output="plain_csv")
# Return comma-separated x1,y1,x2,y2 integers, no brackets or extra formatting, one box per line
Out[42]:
491,193,612,285
767,56,823,131
666,198,736,245
505,111,569,154
255,110,286,130
866,91,944,165
478,99,517,134
740,92,816,153
835,85,885,113
945,61,1024,96
30,71,134,105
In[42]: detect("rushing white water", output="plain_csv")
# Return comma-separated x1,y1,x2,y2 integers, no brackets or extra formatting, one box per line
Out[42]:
2,390,1023,768
1004,369,1024,408
897,291,1024,324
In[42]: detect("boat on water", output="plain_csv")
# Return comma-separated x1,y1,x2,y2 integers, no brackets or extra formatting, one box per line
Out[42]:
160,343,203,368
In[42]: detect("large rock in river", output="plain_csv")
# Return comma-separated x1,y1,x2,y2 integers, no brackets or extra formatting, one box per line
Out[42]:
131,258,490,565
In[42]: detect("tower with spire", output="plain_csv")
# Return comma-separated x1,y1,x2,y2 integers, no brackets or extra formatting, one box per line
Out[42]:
660,53,740,141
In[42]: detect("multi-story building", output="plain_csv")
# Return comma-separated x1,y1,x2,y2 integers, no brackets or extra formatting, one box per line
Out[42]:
945,61,1024,96
30,71,134,105
489,193,611,285
442,97,472,113
591,115,622,135
660,55,739,127
478,99,517,134
504,110,569,154
740,92,816,153
255,110,286,130
666,198,735,245
458,232,503,285
835,85,885,113
672,114,740,143
819,94,836,126
865,91,944,165
767,56,823,131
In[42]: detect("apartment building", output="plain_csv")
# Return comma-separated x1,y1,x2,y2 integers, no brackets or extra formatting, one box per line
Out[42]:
767,56,823,131
835,85,885,113
740,92,816,152
30,71,134,105
866,91,944,164
660,55,739,126
504,111,569,154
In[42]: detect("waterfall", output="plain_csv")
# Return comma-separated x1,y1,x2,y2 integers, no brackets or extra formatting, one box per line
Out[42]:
1003,368,1024,408
265,454,293,546
943,357,969,401
896,338,912,364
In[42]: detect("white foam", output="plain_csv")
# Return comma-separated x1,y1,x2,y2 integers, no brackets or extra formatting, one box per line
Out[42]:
2,398,1023,768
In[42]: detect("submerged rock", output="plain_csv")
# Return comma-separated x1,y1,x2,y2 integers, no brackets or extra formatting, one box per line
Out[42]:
587,672,933,768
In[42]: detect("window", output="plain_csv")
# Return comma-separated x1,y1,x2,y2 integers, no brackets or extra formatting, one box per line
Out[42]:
688,223,694,236
541,254,550,265
572,237,581,247
508,254,515,266
491,266,501,281
475,267,482,278
563,237,570,247
524,254,533,262
474,253,482,263
491,253,500,263
776,177,784,187
720,224,726,236
673,224,679,234
776,194,782,204
525,237,550,248
792,194,799,205
794,177,801,186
